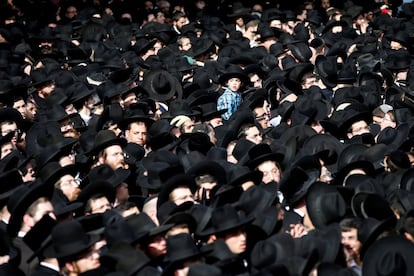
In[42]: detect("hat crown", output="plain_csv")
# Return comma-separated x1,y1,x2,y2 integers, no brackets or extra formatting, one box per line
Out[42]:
166,233,200,262
51,220,92,256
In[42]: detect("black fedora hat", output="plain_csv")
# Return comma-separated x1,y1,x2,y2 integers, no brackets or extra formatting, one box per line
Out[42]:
227,2,251,18
385,49,411,72
199,204,254,237
49,219,100,260
68,81,96,104
227,165,263,188
22,214,56,261
279,166,319,207
36,161,78,187
118,103,154,130
125,213,173,242
143,70,183,102
100,241,151,275
246,143,284,170
351,192,395,221
164,233,204,275
83,164,130,189
7,180,55,237
76,179,116,206
88,129,127,156
0,169,24,209
198,102,227,122
363,235,414,275
157,173,197,208
157,201,196,232
187,160,226,186
218,64,249,86
306,182,347,229
315,55,338,88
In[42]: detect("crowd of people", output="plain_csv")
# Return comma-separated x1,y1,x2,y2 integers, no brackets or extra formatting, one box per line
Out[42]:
1,0,414,275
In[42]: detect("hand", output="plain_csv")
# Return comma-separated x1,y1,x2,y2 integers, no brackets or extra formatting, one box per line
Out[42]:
288,223,307,238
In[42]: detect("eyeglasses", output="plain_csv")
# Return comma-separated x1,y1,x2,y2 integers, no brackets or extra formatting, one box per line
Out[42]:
255,114,269,121
59,178,80,187
1,128,21,137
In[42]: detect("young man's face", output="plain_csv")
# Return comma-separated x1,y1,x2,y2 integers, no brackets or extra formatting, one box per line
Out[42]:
257,160,281,184
66,245,101,274
223,228,247,254
245,126,262,144
169,187,195,206
146,234,167,258
347,120,370,139
89,196,112,214
13,99,27,119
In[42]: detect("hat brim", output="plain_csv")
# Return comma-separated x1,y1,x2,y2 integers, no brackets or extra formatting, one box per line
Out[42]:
247,153,285,170
228,170,263,187
198,215,254,237
143,71,183,102
7,181,55,237
87,137,127,156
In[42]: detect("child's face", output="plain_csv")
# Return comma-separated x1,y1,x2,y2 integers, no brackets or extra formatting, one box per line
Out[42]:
226,77,242,91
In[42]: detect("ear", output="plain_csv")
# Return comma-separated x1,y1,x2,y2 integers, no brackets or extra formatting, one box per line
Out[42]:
22,213,34,229
65,262,75,273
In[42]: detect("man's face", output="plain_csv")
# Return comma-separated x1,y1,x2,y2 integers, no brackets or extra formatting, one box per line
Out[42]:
89,197,111,214
1,142,15,159
224,228,247,254
147,234,167,258
174,17,188,30
31,201,56,225
38,82,55,98
13,99,26,119
57,174,81,202
341,228,361,259
347,120,369,139
208,117,223,128
257,160,281,184
169,187,195,206
122,92,137,108
116,182,129,204
250,74,262,88
1,121,18,145
254,107,270,129
68,245,100,273
245,126,262,144
101,145,127,170
125,122,147,146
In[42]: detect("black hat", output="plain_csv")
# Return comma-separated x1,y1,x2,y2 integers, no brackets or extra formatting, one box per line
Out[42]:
157,201,196,233
76,179,116,206
143,70,183,102
7,180,54,237
49,219,100,260
125,213,173,242
218,64,249,86
227,165,263,188
246,143,284,170
351,192,395,221
36,162,78,187
315,55,338,88
22,214,57,261
227,2,250,18
164,233,204,274
198,102,227,122
187,160,226,186
100,241,151,275
0,169,24,209
199,204,254,237
363,236,414,275
83,164,130,189
306,182,347,229
157,173,197,208
88,129,127,156
118,103,154,130
385,49,411,72
279,166,319,207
